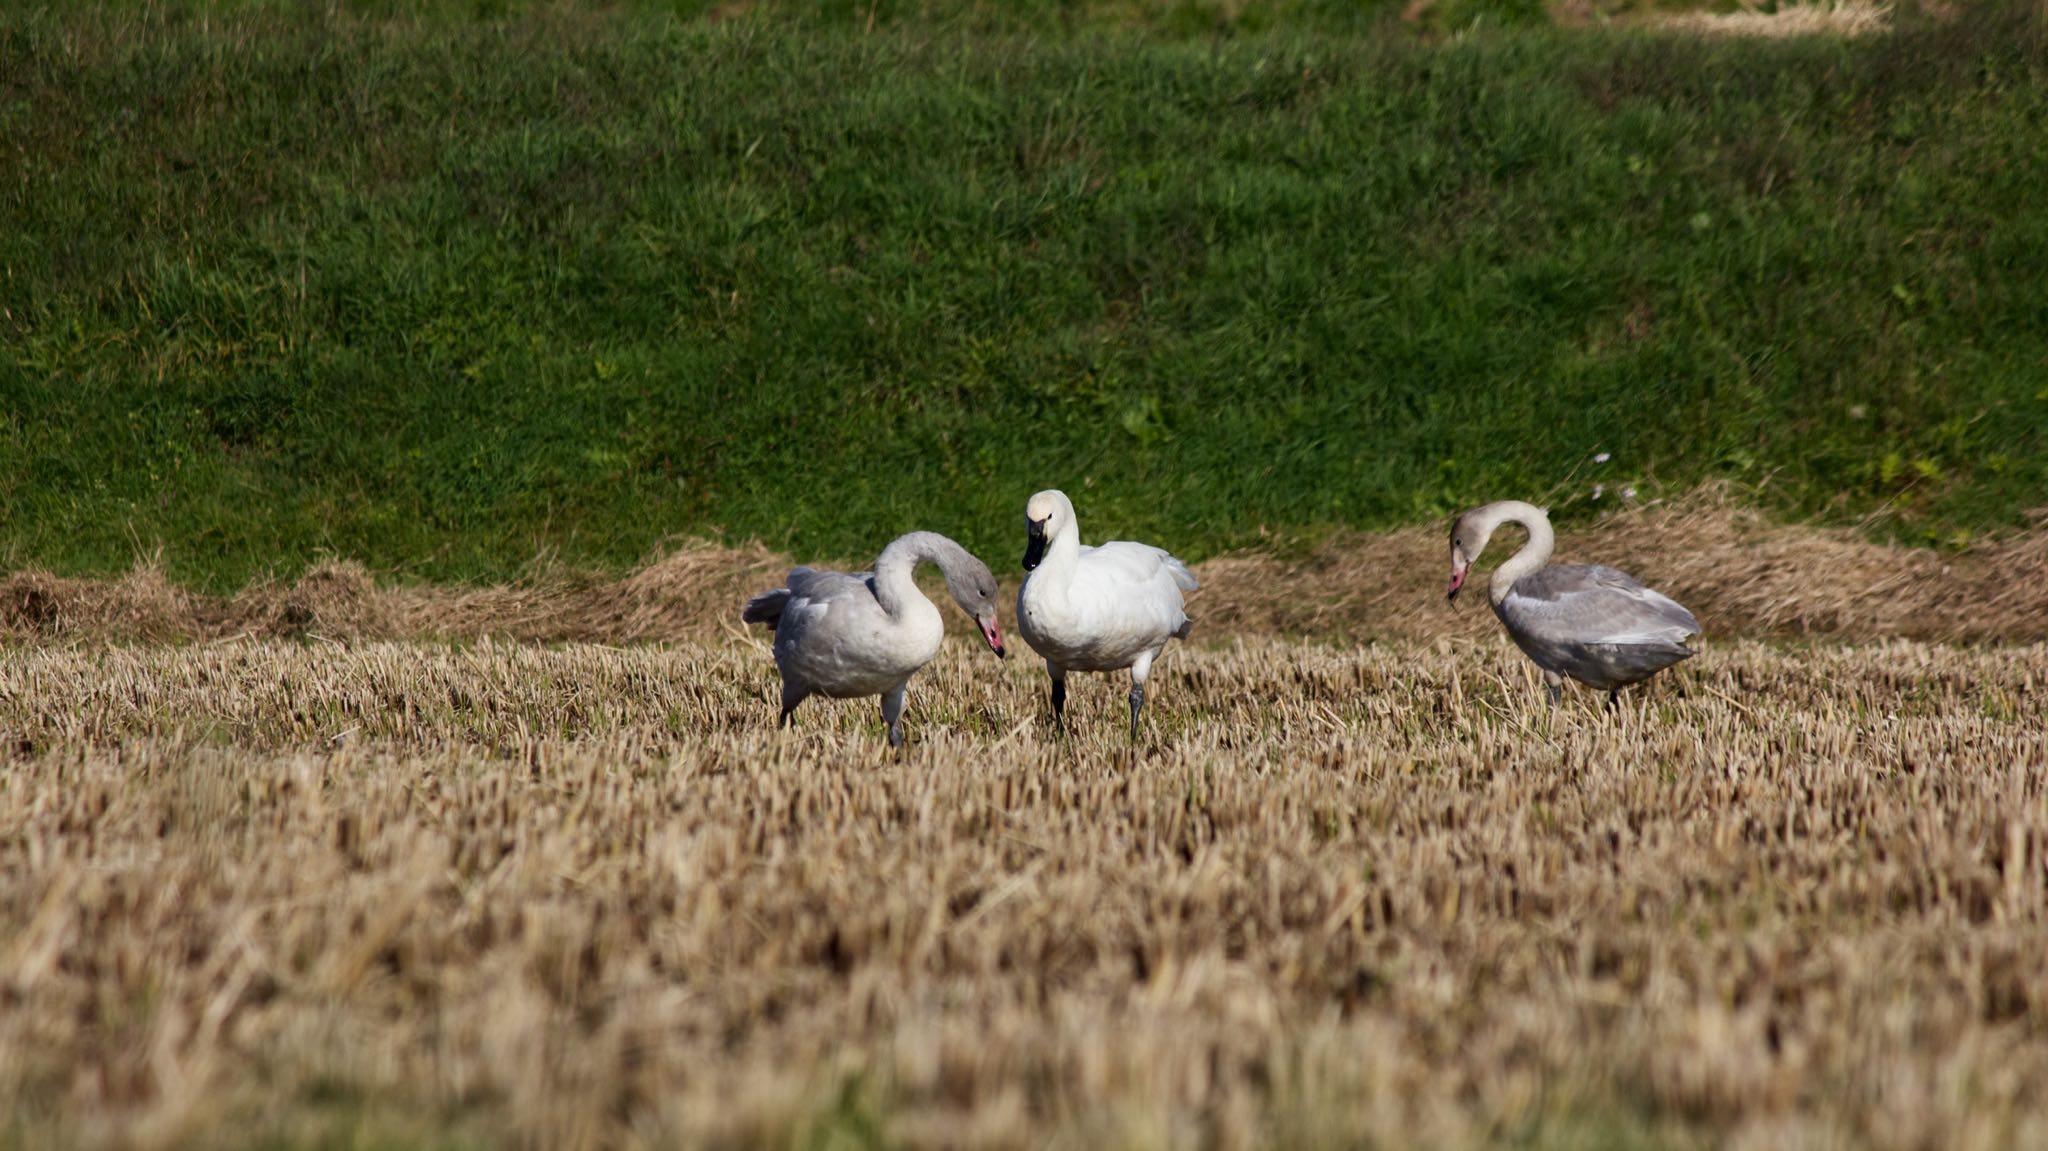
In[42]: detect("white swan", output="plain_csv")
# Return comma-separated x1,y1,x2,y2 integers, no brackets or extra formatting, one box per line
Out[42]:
1015,489,1198,738
742,531,1005,745
1447,500,1700,708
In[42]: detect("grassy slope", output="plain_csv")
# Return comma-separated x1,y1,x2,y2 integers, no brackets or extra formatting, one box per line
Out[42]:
3,2,2045,588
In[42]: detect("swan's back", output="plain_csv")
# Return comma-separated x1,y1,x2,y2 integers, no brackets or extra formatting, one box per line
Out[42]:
762,567,879,646
1498,564,1698,688
1138,540,1196,585
1070,541,1195,638
1091,542,1201,593
1503,564,1697,642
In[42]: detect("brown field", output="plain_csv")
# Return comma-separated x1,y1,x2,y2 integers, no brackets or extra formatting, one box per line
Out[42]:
2,629,2045,1150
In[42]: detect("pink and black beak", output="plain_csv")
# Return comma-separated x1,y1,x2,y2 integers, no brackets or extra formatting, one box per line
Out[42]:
1447,564,1468,604
981,617,1007,659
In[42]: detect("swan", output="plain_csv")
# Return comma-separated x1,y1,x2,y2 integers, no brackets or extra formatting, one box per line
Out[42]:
1015,489,1198,739
1447,500,1700,708
742,531,1005,745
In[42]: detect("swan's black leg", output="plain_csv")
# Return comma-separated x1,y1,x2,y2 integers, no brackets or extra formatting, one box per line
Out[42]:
1050,675,1067,732
1128,650,1158,743
778,685,807,729
1545,672,1563,707
1606,689,1620,713
882,685,907,748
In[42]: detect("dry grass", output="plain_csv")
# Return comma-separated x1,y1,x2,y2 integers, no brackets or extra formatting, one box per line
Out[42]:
0,539,788,648
1647,1,1893,39
1,634,2045,1149
4,494,2047,648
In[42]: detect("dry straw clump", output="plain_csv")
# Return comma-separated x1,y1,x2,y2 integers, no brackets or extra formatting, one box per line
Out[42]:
0,539,787,647
3,493,2045,647
0,563,210,643
0,636,2045,1148
1648,1,1894,39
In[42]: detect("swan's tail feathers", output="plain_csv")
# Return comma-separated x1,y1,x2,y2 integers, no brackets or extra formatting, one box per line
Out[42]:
1162,554,1200,592
1174,617,1194,640
741,588,791,630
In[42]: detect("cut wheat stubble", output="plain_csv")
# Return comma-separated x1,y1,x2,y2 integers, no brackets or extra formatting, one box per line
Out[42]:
0,636,2043,1148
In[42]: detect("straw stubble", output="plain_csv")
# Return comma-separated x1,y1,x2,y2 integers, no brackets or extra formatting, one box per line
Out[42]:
1,636,2044,1148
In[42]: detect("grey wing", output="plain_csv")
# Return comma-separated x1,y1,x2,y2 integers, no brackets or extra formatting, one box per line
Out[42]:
745,567,874,632
785,566,874,606
742,566,813,628
778,567,888,644
1507,564,1700,646
741,587,791,628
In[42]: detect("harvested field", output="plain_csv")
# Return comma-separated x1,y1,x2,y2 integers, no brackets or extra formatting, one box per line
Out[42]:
2,635,2045,1149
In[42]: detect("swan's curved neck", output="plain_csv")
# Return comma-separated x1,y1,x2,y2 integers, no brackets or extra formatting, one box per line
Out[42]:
872,531,954,618
1480,501,1554,605
1032,499,1085,589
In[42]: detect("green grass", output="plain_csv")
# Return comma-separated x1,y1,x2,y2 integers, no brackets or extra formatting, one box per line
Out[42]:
3,1,2045,588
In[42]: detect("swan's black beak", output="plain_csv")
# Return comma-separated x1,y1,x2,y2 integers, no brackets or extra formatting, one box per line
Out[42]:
1022,517,1048,571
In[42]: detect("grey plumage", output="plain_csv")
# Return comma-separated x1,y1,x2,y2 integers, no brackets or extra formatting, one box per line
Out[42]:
1495,564,1700,694
740,587,791,628
743,534,1006,746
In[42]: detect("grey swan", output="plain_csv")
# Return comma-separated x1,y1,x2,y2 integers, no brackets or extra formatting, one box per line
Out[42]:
744,531,1005,745
1447,500,1700,708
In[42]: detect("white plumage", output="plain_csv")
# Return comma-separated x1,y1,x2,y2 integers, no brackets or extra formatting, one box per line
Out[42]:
1015,489,1197,738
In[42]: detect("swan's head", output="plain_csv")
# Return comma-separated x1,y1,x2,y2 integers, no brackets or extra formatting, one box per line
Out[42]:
943,554,1006,658
1447,501,1544,602
1022,489,1070,571
1446,508,1490,603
